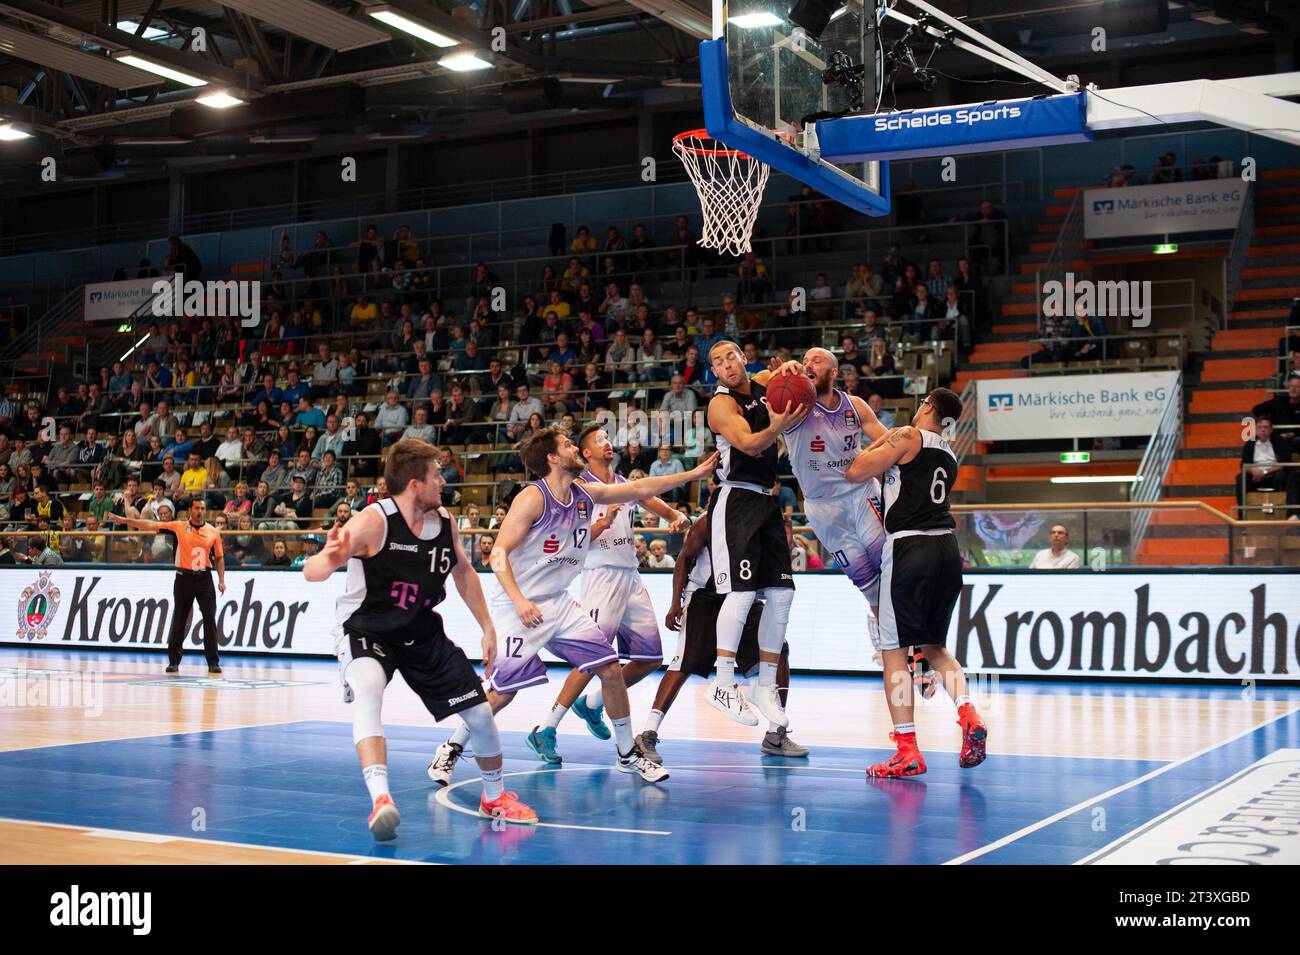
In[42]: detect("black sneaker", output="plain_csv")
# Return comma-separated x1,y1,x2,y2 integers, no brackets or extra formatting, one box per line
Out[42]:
165,664,179,674
208,665,222,675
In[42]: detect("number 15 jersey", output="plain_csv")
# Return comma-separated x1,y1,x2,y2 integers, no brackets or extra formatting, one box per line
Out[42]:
882,430,957,534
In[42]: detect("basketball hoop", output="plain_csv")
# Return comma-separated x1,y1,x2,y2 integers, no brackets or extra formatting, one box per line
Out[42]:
672,128,777,257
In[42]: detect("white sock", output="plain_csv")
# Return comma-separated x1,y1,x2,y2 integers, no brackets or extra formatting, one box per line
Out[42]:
585,683,604,709
362,764,389,801
758,660,778,687
767,721,783,734
894,721,916,736
612,715,635,755
644,709,665,734
449,724,471,748
542,701,568,730
715,656,736,687
480,765,504,800
955,695,972,709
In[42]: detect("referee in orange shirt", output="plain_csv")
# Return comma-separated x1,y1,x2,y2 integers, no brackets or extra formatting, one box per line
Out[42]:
111,497,227,674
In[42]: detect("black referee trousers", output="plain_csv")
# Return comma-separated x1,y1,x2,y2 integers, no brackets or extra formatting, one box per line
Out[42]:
167,570,221,667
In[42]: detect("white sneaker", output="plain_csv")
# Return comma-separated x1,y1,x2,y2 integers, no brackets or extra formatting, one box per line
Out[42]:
616,746,670,783
707,679,759,726
748,684,789,728
426,740,463,787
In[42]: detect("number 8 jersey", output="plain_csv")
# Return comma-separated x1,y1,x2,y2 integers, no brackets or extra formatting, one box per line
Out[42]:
882,430,958,534
486,480,596,603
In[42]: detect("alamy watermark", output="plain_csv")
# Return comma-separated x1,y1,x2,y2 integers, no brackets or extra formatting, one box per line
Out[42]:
1041,272,1151,328
0,669,103,717
150,273,262,328
593,403,710,453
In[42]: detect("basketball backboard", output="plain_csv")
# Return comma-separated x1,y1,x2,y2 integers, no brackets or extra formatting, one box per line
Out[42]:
703,0,891,216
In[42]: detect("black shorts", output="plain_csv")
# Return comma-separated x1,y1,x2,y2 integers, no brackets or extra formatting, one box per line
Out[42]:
342,616,485,721
708,485,793,593
878,532,963,651
670,588,764,678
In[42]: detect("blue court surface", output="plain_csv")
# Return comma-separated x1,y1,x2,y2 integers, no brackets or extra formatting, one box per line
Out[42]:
3,687,1298,864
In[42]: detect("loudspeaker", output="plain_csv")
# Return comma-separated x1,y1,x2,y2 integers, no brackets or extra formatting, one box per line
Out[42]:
1102,0,1170,37
502,78,563,114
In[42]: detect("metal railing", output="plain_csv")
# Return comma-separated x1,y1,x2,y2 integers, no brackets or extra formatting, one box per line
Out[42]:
1033,192,1085,336
1224,180,1256,326
1024,330,1188,374
1129,373,1183,550
1238,460,1299,519
949,380,979,469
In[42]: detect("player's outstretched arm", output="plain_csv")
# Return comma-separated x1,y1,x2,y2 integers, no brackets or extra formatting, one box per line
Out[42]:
848,394,889,443
642,496,688,532
583,451,719,505
449,525,497,675
845,427,920,484
666,515,708,631
489,485,546,627
302,507,380,581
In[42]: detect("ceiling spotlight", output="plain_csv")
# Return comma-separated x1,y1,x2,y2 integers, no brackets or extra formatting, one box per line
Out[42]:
729,12,784,28
114,54,207,87
116,20,169,40
787,0,844,42
368,6,458,47
439,51,492,72
0,123,33,141
196,91,245,109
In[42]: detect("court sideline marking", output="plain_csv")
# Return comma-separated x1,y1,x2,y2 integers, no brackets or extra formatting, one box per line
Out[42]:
0,816,436,864
941,703,1300,865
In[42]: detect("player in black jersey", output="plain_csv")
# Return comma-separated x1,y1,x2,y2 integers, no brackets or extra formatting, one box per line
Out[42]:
705,340,809,728
845,388,988,778
304,439,537,840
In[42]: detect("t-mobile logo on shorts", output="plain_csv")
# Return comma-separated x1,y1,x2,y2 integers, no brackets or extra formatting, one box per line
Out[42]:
390,581,419,609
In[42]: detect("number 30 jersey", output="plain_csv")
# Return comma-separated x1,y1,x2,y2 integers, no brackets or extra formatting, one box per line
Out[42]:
487,480,596,602
882,429,958,534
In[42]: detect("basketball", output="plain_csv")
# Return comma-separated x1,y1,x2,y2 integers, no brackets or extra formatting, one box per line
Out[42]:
766,371,816,415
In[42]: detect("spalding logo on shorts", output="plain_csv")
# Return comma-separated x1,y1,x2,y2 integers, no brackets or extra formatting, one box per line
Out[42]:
717,573,727,584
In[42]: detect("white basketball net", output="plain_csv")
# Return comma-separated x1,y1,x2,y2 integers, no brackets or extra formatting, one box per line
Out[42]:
673,130,771,257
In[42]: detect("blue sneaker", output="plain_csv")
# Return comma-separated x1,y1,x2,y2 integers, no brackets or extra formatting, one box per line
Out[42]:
571,695,611,740
526,725,562,764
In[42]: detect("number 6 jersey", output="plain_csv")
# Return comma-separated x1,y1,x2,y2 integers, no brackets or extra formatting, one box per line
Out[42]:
881,429,958,534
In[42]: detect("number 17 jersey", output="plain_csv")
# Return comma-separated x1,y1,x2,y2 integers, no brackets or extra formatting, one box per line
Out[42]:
486,480,596,603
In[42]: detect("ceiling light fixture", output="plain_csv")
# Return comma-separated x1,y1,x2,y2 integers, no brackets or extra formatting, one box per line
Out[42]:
114,54,208,87
196,91,246,109
0,123,33,141
439,51,492,72
368,7,459,47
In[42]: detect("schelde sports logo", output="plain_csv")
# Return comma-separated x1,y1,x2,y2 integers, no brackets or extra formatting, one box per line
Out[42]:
872,103,1023,132
17,571,61,641
1093,199,1116,214
987,394,1014,412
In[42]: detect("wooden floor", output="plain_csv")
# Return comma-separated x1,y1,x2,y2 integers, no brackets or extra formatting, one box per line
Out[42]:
3,648,1298,865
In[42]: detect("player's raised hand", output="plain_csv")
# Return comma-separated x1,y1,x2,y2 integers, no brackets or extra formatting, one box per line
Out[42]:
687,451,720,478
775,360,806,379
321,523,351,562
665,604,683,632
514,598,544,629
769,400,811,433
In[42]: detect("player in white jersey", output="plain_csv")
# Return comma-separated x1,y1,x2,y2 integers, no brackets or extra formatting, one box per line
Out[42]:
426,427,716,785
529,424,690,759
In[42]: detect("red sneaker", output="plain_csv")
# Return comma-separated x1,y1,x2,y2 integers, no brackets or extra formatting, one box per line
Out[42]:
367,793,400,842
480,790,539,825
957,703,987,768
866,731,927,778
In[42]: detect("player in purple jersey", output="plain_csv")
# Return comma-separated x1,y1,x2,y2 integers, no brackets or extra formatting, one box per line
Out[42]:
427,428,716,785
531,424,691,759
